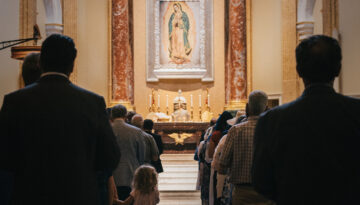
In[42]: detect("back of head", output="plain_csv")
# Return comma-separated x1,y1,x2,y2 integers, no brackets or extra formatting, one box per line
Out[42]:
111,104,127,119
143,119,154,131
133,165,157,194
126,111,137,124
210,117,217,126
22,53,41,86
248,90,268,116
214,111,233,131
40,34,77,75
131,114,144,128
296,35,342,83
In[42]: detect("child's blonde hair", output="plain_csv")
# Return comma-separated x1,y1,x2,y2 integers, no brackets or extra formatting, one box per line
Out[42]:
132,165,158,194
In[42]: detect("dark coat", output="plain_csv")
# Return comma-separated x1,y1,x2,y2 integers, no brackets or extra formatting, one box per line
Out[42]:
146,131,164,173
0,75,120,205
253,84,360,205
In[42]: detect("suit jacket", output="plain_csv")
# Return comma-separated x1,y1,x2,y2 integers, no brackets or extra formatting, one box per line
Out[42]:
111,119,145,187
142,132,159,164
146,131,164,173
0,74,120,205
146,131,163,155
253,84,360,205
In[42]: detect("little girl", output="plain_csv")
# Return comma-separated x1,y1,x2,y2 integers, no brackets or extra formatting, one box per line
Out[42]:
115,165,160,205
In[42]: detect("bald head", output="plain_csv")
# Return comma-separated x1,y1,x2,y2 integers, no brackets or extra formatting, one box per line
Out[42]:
131,114,144,129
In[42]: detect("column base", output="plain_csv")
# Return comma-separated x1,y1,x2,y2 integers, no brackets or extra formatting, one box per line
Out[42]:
224,100,247,111
108,101,135,111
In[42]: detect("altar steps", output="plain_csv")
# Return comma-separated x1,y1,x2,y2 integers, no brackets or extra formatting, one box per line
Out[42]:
158,154,199,191
159,191,201,205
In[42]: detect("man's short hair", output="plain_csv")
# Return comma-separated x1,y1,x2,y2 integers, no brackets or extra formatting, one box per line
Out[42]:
22,53,41,86
143,119,154,130
296,35,342,83
126,111,137,124
40,34,77,74
248,90,268,116
111,104,127,119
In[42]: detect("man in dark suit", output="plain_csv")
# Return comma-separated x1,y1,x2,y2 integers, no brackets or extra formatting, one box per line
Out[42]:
143,119,164,173
253,35,360,204
0,34,120,205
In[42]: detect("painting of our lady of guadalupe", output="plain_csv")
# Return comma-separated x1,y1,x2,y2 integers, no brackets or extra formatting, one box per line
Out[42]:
160,2,199,66
168,3,191,64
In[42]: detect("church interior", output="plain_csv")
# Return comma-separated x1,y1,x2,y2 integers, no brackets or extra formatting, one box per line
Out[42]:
1,0,360,204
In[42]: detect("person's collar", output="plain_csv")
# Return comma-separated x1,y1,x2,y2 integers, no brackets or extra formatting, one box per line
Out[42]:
41,72,68,79
302,83,335,97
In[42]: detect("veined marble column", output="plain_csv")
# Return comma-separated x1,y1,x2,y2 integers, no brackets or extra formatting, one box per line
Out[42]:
225,0,247,110
111,0,134,110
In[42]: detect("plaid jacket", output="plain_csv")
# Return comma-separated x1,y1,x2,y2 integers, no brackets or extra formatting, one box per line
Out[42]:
218,116,259,184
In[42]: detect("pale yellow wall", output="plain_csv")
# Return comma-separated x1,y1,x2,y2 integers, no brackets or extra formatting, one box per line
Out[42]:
133,0,225,120
0,0,20,106
339,0,360,96
251,0,282,97
4,0,359,115
76,0,109,98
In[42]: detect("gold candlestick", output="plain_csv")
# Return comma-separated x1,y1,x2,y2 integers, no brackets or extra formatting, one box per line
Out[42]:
190,106,194,121
166,107,169,115
199,106,202,121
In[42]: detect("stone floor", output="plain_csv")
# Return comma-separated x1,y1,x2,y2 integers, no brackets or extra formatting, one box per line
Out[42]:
158,154,201,205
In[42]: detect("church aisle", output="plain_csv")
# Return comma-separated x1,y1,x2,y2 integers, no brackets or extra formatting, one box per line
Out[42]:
158,154,201,204
158,154,198,191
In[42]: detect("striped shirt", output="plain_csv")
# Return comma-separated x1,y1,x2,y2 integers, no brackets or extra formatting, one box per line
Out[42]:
218,116,259,184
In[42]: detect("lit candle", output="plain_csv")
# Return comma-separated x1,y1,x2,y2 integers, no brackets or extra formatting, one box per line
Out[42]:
199,94,201,107
208,94,210,107
157,94,160,107
149,95,152,107
190,94,193,107
166,94,169,107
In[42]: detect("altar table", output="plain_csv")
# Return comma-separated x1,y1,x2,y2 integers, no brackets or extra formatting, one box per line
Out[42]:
153,122,210,154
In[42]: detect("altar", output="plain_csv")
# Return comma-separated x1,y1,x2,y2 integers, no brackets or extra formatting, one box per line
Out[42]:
154,122,209,154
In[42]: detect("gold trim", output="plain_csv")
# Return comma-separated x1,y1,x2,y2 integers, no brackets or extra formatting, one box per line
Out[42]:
296,21,314,25
246,0,252,97
45,23,64,26
224,99,247,111
108,0,112,107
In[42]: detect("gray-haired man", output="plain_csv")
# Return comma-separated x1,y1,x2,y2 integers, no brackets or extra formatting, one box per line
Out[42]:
111,105,145,200
218,90,273,204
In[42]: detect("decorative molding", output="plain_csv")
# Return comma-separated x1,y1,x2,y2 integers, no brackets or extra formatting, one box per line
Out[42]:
246,0,252,97
19,0,37,44
63,0,78,83
19,0,37,89
281,0,299,103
